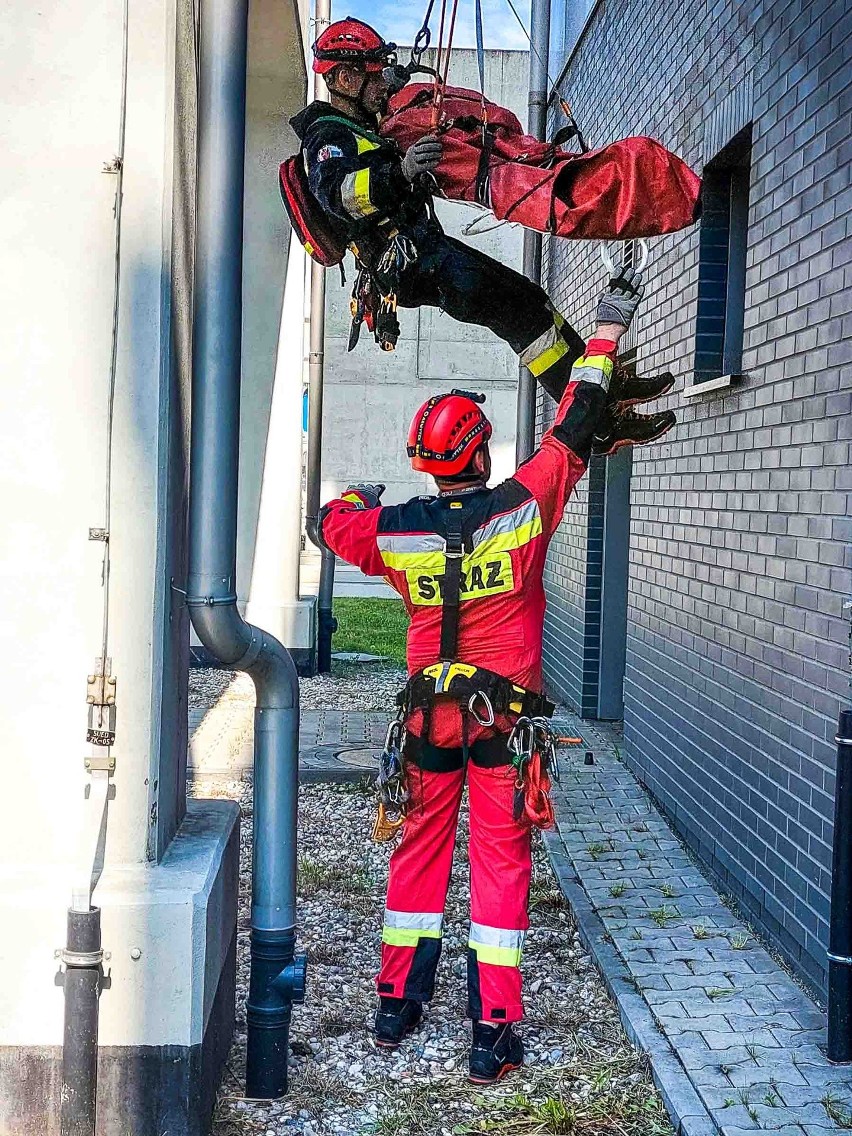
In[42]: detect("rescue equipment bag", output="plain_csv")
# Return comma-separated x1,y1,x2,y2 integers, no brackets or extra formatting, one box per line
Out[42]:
279,155,348,267
380,84,702,241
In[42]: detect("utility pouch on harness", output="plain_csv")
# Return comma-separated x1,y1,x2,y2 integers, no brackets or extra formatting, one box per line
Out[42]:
279,155,349,267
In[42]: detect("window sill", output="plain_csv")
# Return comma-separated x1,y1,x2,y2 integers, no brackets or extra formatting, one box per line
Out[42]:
683,373,746,398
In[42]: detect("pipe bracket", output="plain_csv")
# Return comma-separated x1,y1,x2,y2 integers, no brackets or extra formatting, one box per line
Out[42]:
185,593,239,608
61,948,104,968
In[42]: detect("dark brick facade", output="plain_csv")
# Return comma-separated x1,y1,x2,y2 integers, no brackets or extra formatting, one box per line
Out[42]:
539,0,852,995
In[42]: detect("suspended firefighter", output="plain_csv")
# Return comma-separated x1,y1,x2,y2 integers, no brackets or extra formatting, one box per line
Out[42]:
281,17,677,452
319,260,654,1082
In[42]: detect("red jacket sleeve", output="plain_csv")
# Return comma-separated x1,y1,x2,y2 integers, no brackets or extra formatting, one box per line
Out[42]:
514,338,616,538
317,490,387,577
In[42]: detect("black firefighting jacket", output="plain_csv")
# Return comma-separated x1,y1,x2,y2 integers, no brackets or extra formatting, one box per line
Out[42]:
291,101,430,266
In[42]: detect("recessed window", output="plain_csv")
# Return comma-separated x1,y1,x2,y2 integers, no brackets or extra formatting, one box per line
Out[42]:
693,124,752,384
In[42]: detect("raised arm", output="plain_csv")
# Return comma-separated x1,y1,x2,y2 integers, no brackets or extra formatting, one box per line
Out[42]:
514,267,644,536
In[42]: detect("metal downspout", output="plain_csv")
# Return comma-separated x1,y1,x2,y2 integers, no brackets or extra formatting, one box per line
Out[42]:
189,0,306,1098
305,0,336,674
515,0,551,465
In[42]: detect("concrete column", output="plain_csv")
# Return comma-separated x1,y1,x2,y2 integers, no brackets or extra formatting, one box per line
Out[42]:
246,237,316,667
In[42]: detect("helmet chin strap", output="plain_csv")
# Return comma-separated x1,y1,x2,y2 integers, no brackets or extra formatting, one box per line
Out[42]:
329,69,378,125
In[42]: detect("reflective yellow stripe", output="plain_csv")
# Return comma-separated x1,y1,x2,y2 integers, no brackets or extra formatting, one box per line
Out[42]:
528,336,569,377
341,492,365,506
340,169,379,218
580,354,614,373
380,549,445,571
380,517,541,572
352,168,377,215
356,136,381,154
382,926,442,947
470,942,523,966
472,499,541,549
469,923,524,967
474,517,542,556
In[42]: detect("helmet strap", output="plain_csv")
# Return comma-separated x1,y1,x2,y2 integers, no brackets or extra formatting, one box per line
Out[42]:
327,68,377,126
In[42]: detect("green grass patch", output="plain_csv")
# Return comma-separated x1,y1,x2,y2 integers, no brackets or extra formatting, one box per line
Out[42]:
331,597,408,665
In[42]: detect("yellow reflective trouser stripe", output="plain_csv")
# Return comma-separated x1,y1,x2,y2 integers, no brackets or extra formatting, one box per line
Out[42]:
528,335,569,377
469,941,523,967
469,922,524,967
571,354,614,384
382,926,442,947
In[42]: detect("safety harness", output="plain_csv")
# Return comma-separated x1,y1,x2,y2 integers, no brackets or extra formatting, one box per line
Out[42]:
372,498,559,841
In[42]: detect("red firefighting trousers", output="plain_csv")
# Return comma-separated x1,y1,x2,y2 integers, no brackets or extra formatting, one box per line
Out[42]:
377,758,531,1022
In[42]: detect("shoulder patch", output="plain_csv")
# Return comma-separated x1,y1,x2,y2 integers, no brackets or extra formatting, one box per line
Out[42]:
317,144,343,162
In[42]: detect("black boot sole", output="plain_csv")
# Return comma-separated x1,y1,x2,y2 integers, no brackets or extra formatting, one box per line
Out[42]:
468,1060,523,1085
594,415,676,457
374,1015,423,1050
614,375,675,408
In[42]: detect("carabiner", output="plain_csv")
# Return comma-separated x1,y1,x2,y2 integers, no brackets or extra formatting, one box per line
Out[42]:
600,238,649,277
468,690,495,727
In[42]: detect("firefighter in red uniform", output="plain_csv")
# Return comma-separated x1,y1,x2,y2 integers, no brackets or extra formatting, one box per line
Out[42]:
291,17,677,454
319,262,650,1083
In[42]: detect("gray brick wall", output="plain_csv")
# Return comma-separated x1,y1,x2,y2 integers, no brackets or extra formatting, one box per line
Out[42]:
541,0,852,996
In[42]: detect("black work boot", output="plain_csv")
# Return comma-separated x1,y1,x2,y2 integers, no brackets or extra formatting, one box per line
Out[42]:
609,362,675,407
373,996,423,1048
468,1022,524,1084
593,407,677,456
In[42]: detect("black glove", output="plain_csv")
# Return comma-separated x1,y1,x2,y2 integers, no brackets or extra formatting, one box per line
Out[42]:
596,265,644,331
401,135,443,182
343,483,386,509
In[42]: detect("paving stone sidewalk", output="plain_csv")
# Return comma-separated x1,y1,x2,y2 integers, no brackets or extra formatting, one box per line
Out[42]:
546,713,852,1136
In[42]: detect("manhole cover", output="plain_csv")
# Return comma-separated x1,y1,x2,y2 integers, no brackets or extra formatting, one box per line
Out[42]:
335,747,381,769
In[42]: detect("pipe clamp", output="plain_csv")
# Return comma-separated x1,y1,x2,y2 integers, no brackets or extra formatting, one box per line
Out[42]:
185,593,239,608
61,947,104,968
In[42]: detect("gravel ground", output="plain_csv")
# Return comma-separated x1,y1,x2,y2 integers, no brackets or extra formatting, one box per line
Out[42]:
189,665,671,1135
189,662,408,717
189,666,236,711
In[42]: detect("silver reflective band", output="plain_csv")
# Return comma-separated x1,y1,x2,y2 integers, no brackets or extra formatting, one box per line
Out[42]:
377,533,445,554
472,499,541,548
570,362,611,391
519,322,561,368
384,909,443,931
469,922,525,949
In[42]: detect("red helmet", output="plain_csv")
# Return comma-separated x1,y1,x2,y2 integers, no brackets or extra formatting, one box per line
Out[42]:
407,391,492,477
312,18,397,74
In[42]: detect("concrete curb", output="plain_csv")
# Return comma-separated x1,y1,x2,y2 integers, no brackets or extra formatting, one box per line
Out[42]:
542,829,720,1136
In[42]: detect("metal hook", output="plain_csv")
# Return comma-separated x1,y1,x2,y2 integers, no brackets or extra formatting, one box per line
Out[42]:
600,238,649,277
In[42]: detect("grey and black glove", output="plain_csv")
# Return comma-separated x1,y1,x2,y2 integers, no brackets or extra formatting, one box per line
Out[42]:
401,135,443,183
343,483,386,509
596,265,645,331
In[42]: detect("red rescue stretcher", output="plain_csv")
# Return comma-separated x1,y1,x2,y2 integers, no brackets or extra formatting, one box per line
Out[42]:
380,84,702,241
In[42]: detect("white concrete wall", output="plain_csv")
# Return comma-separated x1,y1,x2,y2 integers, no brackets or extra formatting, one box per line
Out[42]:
0,0,303,1072
322,48,530,505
